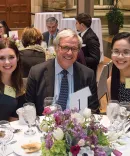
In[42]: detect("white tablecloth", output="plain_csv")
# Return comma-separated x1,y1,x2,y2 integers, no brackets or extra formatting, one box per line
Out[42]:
6,117,130,156
34,12,63,33
61,18,104,61
9,121,42,156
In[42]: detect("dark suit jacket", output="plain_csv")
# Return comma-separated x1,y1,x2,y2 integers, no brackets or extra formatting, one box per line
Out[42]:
20,49,45,78
26,59,99,115
81,28,100,75
42,29,59,46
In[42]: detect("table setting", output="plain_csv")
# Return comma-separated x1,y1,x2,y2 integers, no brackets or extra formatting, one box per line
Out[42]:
0,100,130,155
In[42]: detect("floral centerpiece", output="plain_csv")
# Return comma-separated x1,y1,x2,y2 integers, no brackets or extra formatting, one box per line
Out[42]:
40,107,120,156
1,34,20,48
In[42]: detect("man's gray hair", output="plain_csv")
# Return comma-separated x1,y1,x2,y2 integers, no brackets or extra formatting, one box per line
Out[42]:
46,17,58,24
53,29,82,49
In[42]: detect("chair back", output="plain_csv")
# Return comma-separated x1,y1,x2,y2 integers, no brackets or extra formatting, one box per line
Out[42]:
97,64,109,100
22,78,28,89
107,60,113,77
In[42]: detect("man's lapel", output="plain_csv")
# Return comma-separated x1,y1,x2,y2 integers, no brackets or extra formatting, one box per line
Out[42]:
44,59,55,97
73,62,82,92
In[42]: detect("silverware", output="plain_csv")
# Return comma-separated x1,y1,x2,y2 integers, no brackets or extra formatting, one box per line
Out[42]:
35,116,42,133
7,140,17,145
13,129,21,133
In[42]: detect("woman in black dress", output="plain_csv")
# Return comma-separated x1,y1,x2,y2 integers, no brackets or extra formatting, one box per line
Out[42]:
0,37,25,121
107,32,130,102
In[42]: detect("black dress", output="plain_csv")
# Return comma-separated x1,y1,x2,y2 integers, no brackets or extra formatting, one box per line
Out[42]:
0,93,25,120
118,83,130,102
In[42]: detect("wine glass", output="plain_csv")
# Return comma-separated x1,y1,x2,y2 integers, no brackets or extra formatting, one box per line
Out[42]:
44,97,55,107
44,97,62,113
0,121,13,156
120,101,130,111
23,102,36,135
107,100,121,131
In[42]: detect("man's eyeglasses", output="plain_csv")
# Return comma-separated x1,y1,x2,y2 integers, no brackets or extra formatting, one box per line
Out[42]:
58,45,79,53
111,49,130,57
0,26,3,29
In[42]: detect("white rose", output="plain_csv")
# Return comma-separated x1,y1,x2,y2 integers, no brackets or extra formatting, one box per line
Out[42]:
78,139,85,146
15,39,20,44
40,124,48,132
3,34,7,38
53,127,64,140
71,112,85,124
83,108,91,119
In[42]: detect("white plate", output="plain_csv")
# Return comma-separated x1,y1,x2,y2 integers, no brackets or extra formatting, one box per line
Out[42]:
11,138,41,156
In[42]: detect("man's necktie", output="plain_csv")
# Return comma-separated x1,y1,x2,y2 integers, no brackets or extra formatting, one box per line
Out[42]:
50,35,53,46
79,33,81,37
57,70,68,110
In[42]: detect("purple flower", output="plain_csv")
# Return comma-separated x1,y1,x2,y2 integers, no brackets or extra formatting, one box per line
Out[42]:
94,147,107,156
45,132,53,149
90,135,98,145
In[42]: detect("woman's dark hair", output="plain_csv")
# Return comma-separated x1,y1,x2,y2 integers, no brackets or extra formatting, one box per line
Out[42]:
21,27,43,47
111,32,130,49
111,32,130,100
75,13,92,28
0,38,23,94
0,20,11,37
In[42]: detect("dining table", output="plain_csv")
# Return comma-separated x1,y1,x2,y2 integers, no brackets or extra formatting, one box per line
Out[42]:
5,115,130,156
5,120,42,156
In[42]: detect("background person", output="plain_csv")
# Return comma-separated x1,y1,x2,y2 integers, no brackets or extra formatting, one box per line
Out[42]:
42,17,59,47
107,32,130,102
26,29,99,115
0,20,11,38
0,38,25,121
75,13,100,76
20,27,45,78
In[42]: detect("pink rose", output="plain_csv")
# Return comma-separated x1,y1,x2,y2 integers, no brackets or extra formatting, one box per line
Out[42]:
42,107,52,115
54,115,62,125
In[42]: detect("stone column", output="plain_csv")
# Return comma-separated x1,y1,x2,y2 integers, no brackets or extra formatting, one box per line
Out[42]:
77,0,94,17
66,0,74,8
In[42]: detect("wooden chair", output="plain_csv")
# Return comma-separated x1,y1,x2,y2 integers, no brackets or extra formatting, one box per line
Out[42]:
97,64,109,102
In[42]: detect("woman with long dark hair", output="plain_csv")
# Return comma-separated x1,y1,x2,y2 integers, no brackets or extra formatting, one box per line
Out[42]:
0,37,25,121
107,32,130,102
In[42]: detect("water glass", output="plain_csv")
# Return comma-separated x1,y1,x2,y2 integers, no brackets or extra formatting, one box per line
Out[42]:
107,100,120,123
44,97,55,107
44,97,62,113
120,101,130,111
23,103,36,135
0,121,13,156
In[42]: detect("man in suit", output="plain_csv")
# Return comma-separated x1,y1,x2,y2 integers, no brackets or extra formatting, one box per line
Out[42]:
75,13,100,75
42,17,59,47
26,29,99,115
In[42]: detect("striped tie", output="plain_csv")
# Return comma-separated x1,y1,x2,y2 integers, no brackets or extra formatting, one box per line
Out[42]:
57,70,68,110
50,35,53,46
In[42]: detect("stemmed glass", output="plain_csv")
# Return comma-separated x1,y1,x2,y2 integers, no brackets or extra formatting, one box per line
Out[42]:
44,97,62,113
0,120,13,156
23,102,36,135
107,100,120,131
